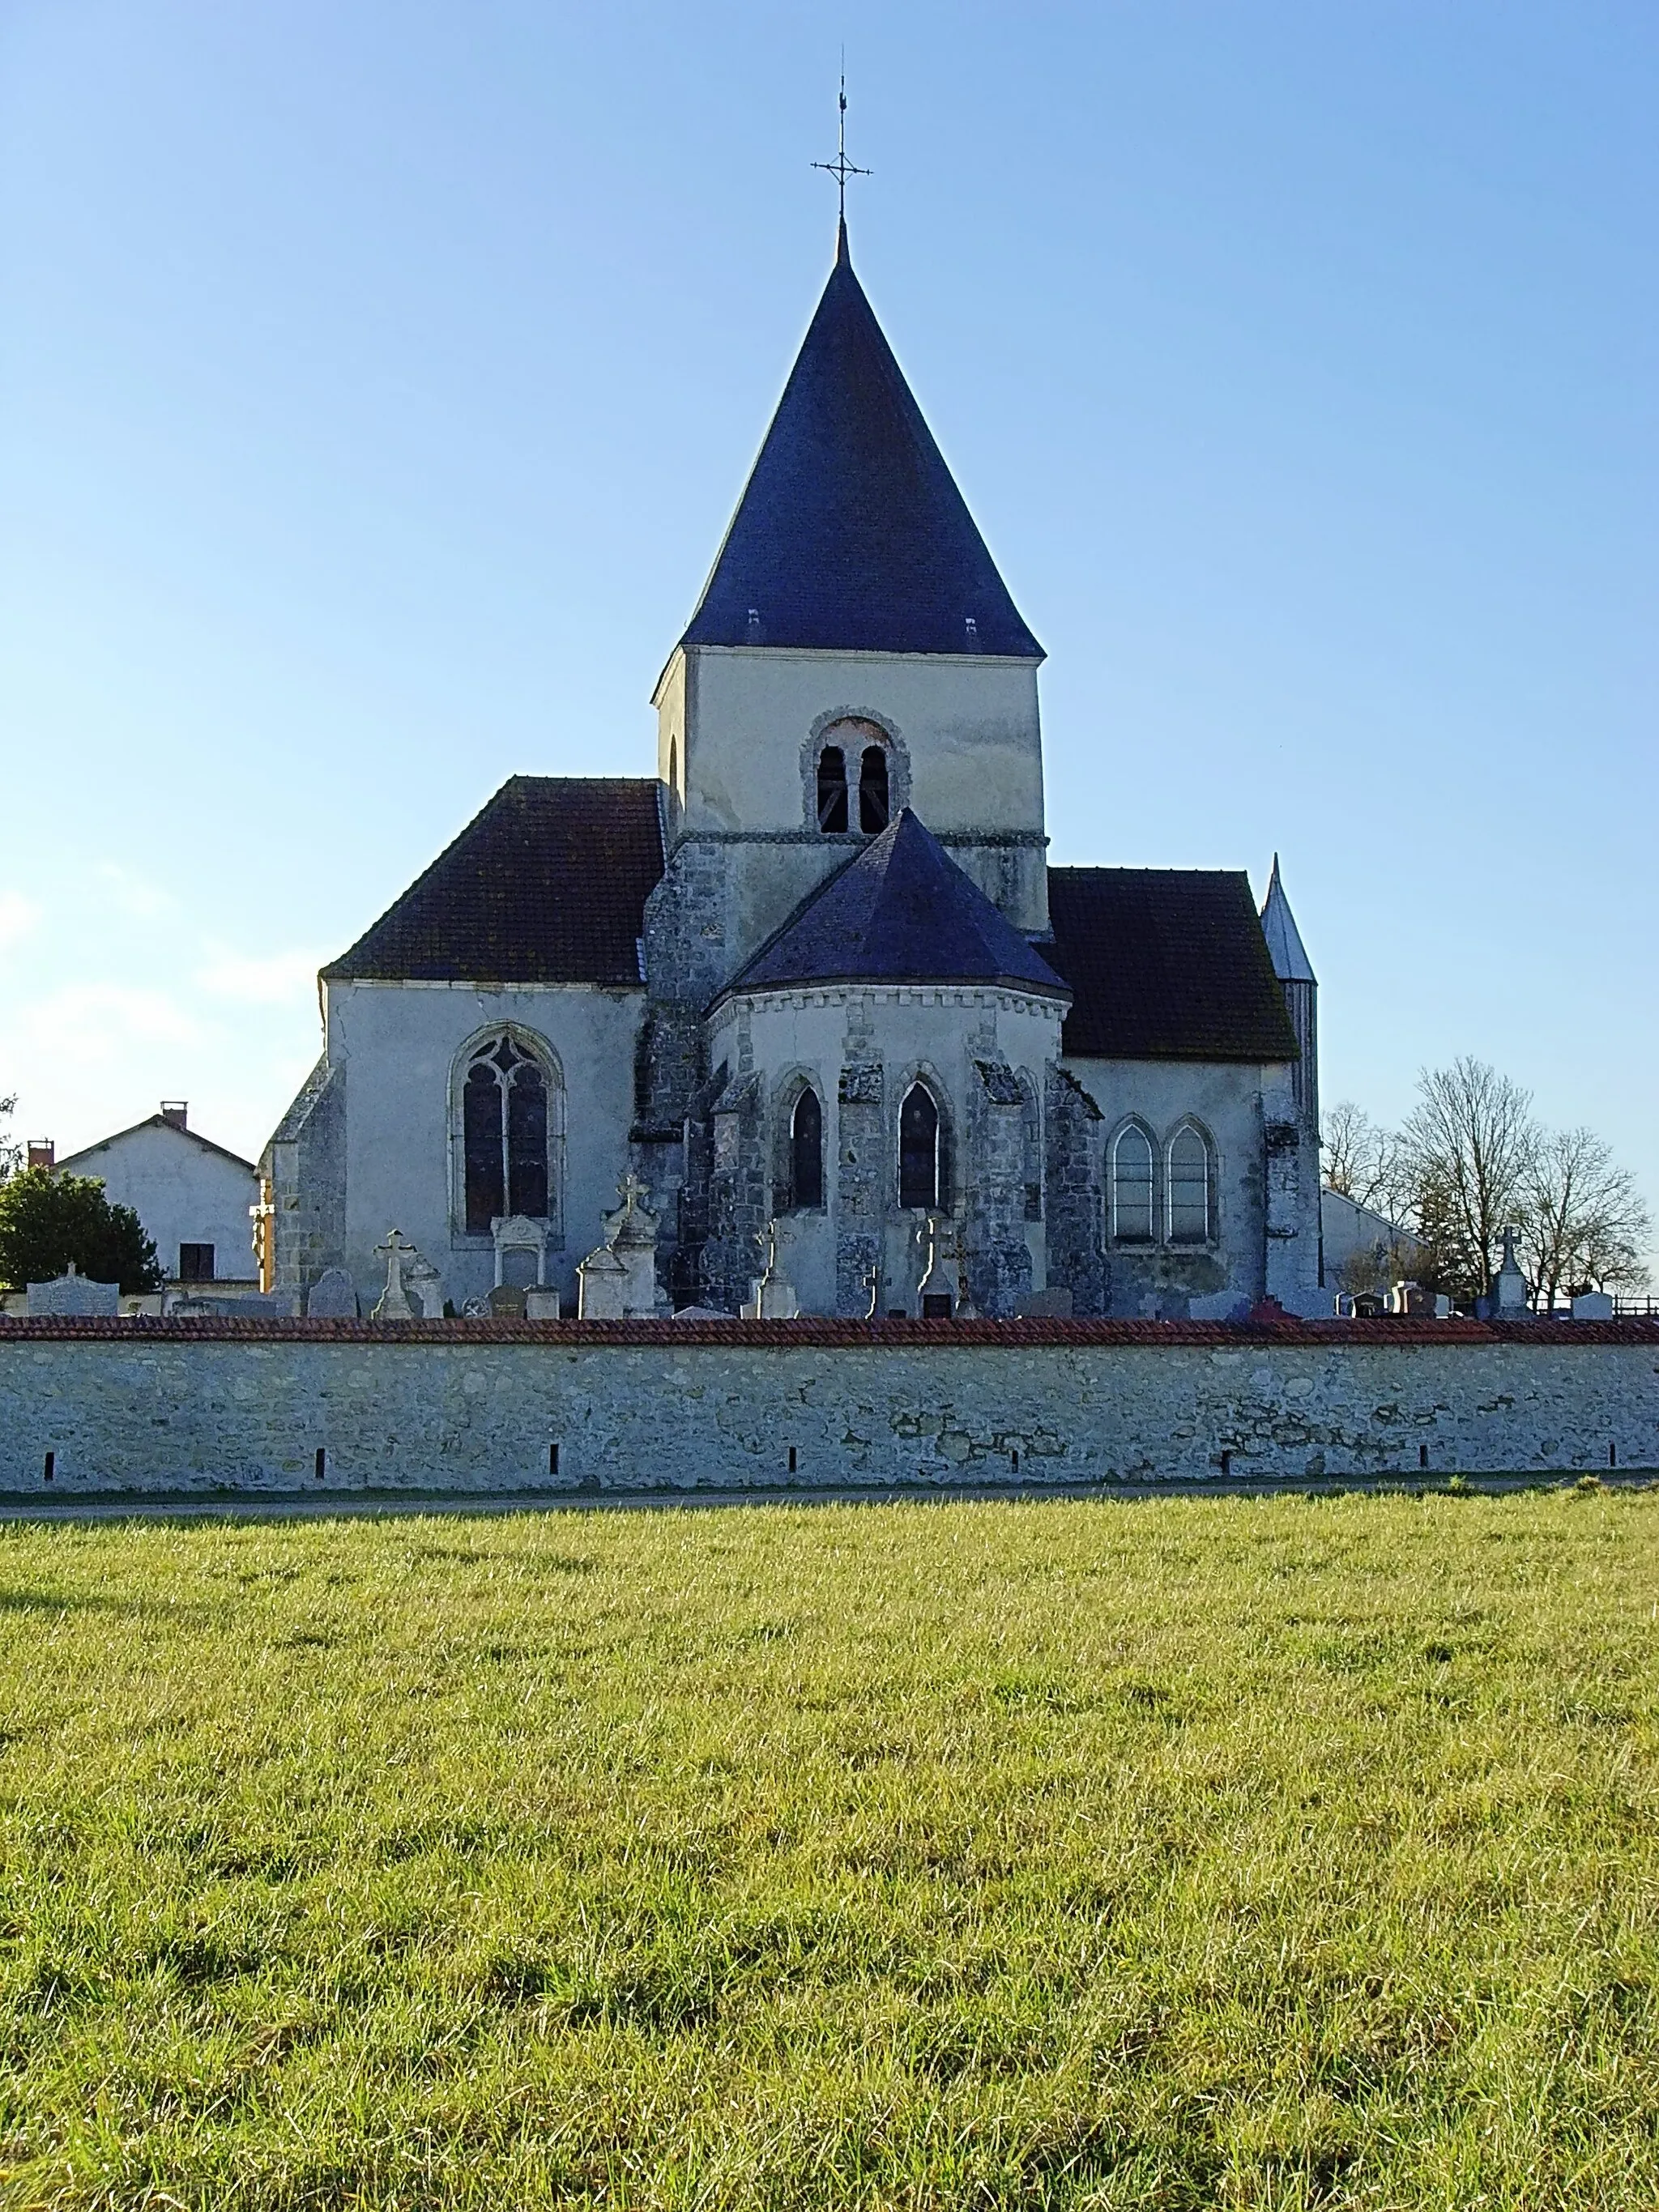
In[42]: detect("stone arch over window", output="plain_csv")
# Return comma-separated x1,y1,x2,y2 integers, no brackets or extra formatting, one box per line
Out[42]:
451,1028,565,1240
773,1072,826,1212
898,1074,951,1213
802,711,910,834
1017,1071,1043,1221
1166,1120,1216,1245
1110,1119,1156,1244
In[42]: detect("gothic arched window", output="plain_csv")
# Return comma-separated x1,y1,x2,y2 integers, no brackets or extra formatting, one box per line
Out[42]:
1111,1124,1155,1243
859,746,889,833
1167,1124,1213,1244
463,1035,550,1232
898,1083,945,1212
817,746,849,832
790,1088,825,1210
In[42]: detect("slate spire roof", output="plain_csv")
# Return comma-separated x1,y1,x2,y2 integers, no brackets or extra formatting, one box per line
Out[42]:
679,227,1042,659
723,809,1068,1001
1259,855,1316,985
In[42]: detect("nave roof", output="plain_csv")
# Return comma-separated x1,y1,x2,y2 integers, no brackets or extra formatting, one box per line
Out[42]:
322,776,663,987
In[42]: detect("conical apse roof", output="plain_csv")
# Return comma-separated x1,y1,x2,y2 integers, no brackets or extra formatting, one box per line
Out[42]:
723,810,1068,999
680,226,1042,659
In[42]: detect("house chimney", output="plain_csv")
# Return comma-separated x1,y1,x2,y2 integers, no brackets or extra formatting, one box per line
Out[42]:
26,1140,53,1172
160,1101,188,1132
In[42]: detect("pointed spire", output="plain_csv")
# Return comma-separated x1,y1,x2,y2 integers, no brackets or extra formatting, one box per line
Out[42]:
1260,855,1316,984
678,246,1041,658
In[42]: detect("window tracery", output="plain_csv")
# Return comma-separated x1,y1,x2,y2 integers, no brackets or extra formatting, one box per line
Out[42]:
460,1034,556,1234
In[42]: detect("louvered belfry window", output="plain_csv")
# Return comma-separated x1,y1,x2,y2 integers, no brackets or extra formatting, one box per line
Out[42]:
817,746,850,831
859,746,889,833
463,1037,548,1232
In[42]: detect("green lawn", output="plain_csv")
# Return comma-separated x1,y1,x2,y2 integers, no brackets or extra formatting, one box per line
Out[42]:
0,1490,1655,2210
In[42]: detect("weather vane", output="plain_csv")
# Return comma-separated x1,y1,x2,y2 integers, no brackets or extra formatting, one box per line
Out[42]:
811,64,870,225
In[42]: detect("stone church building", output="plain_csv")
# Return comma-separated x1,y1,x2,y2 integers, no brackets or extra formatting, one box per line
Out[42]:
264,220,1323,1321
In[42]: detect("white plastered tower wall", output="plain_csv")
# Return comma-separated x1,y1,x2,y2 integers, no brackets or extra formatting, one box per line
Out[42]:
655,641,1049,978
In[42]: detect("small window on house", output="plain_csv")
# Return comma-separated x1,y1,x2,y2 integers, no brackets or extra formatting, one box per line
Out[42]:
1167,1126,1212,1244
817,745,849,832
898,1084,944,1211
463,1035,550,1233
178,1242,215,1281
859,746,889,833
1111,1127,1154,1243
790,1088,825,1209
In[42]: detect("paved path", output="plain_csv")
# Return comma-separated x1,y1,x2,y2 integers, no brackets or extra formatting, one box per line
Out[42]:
0,1471,1651,1524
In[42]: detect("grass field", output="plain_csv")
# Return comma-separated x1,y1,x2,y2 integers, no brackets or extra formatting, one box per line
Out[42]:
0,1488,1655,2210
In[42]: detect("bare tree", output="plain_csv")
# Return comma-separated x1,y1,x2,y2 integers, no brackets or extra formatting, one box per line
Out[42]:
1520,1127,1651,1309
1398,1059,1537,1304
1322,1102,1393,1209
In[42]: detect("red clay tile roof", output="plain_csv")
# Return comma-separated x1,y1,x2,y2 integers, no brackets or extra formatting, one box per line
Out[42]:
323,777,663,985
1047,867,1299,1063
6,1317,1656,1349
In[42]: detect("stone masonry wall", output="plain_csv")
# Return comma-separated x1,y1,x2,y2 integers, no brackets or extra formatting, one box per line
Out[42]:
2,1319,1655,1496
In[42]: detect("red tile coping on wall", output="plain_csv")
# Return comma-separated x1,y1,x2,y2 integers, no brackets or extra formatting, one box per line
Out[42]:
3,1316,1657,1349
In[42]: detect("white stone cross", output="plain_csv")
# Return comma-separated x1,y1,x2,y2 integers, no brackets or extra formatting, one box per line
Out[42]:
373,1229,417,1320
617,1172,650,1215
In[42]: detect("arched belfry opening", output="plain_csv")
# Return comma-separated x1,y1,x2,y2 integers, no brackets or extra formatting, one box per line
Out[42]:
858,746,889,833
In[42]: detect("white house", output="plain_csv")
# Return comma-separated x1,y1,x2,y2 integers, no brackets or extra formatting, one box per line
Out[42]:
53,1103,259,1286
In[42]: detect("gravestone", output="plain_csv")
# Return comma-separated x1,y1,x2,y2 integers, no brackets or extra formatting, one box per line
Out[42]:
741,1221,800,1320
1571,1290,1614,1320
305,1268,359,1319
487,1284,527,1319
1491,1227,1529,1318
524,1288,562,1321
578,1175,668,1319
27,1264,119,1318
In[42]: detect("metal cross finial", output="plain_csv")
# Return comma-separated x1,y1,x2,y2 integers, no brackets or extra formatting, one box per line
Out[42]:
811,66,870,226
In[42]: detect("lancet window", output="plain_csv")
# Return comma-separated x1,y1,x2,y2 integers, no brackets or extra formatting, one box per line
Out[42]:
790,1087,825,1210
1111,1124,1155,1243
898,1083,945,1212
1166,1125,1213,1244
462,1035,552,1233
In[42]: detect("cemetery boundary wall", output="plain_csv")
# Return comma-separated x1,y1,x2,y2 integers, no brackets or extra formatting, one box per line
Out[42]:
2,1317,1657,1495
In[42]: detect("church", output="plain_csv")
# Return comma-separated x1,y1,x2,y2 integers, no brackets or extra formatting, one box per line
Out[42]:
262,217,1323,1322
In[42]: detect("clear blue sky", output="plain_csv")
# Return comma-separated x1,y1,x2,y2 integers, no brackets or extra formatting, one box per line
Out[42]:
2,2,1654,1247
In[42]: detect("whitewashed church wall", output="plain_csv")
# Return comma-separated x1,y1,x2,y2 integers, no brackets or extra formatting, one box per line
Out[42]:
3,1328,1653,1495
667,645,1045,850
1060,1057,1287,1316
709,987,1064,1315
325,980,645,1311
57,1125,259,1282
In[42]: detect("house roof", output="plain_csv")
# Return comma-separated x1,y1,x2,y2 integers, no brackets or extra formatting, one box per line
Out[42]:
323,776,663,985
679,225,1042,661
1259,854,1316,984
56,1117,258,1176
723,809,1069,1002
1046,867,1300,1063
